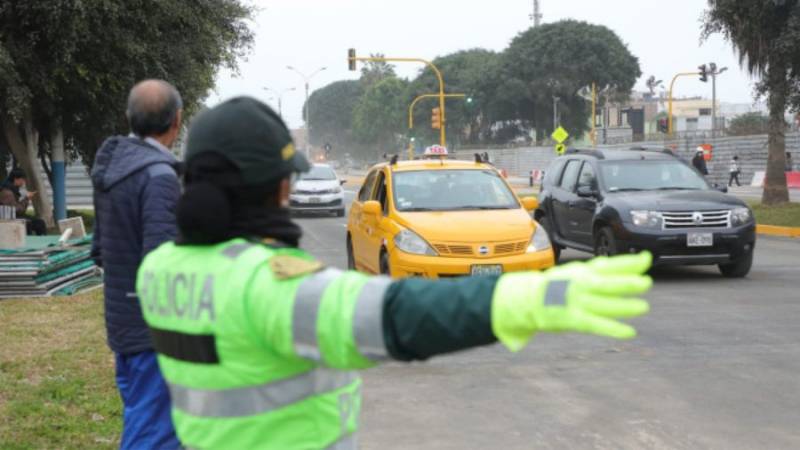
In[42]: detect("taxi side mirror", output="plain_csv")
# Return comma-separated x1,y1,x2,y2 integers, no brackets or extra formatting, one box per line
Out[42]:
521,197,539,211
362,201,381,217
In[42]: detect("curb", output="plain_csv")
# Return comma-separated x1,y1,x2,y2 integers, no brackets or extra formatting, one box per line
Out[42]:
756,224,800,238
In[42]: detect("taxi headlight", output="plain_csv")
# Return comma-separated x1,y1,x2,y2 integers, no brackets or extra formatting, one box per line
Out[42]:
527,224,551,253
394,230,437,256
630,210,661,228
731,207,753,226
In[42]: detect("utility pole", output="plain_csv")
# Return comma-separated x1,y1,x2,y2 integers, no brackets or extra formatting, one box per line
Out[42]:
708,62,728,139
530,0,542,26
553,96,559,131
287,66,327,157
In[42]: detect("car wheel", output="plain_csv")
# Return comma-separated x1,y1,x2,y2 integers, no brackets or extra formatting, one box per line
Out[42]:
718,247,753,278
379,250,390,276
594,227,618,257
346,235,356,270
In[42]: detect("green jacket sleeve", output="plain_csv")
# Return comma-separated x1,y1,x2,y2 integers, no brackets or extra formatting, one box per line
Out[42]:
381,276,500,361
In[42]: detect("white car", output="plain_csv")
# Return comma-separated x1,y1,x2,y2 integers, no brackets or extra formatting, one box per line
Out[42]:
290,164,346,216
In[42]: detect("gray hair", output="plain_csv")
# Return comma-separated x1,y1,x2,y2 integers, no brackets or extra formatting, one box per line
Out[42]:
126,80,183,137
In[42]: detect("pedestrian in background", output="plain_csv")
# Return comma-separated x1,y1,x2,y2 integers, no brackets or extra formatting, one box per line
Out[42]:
0,168,46,235
692,150,709,176
787,152,794,172
90,80,183,449
728,156,741,187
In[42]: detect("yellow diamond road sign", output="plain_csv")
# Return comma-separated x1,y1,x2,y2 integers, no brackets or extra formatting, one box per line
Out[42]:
551,126,569,144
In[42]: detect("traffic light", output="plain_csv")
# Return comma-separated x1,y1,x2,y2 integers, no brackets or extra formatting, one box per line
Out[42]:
431,107,442,129
699,64,708,83
658,118,668,133
348,48,356,71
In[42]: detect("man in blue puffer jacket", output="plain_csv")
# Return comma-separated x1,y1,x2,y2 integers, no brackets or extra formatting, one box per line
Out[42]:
91,79,183,450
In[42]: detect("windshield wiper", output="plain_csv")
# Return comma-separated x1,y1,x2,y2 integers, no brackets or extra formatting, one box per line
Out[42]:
653,186,701,191
453,206,514,210
402,207,437,212
608,188,645,192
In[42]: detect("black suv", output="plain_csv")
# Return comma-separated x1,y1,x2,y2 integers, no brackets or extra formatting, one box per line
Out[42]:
535,148,756,277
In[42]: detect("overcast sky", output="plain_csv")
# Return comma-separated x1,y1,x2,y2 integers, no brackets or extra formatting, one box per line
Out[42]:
211,0,760,129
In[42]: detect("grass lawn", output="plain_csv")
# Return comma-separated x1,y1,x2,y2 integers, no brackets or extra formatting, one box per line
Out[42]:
0,290,121,449
750,202,800,228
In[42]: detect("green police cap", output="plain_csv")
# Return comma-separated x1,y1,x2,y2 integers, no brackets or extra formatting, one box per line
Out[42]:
185,96,309,186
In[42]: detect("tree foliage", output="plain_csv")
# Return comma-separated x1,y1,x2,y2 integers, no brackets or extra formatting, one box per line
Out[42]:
0,1,254,223
305,80,363,152
703,0,798,204
501,20,641,139
359,54,396,90
352,77,409,153
727,112,770,136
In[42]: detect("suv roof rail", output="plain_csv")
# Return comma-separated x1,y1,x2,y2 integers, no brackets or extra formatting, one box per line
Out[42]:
565,148,605,160
629,146,675,156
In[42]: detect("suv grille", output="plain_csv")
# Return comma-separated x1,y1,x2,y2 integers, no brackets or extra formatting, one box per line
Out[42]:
661,210,731,229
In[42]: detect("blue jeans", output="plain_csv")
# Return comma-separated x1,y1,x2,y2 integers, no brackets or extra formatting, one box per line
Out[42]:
115,351,180,450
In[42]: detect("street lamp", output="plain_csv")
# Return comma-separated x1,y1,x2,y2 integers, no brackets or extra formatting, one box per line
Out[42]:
287,66,327,156
262,86,297,119
708,63,728,138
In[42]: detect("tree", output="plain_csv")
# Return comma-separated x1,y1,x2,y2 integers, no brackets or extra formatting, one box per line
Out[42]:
408,49,506,146
304,80,363,152
727,112,771,136
703,0,798,204
0,1,254,226
360,54,397,90
500,20,641,139
352,77,409,155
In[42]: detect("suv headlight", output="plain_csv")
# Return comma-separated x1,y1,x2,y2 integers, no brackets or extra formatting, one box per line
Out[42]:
731,207,753,226
394,229,437,256
527,224,552,253
630,210,661,228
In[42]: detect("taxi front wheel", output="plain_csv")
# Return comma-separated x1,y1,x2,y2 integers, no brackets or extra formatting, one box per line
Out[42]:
379,250,390,275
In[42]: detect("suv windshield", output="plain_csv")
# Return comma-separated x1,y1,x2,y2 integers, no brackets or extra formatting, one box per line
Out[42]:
299,165,336,181
393,170,519,211
599,160,709,192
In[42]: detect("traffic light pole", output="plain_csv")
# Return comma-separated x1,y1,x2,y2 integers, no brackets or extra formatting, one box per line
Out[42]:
349,55,448,147
667,72,702,137
408,93,466,129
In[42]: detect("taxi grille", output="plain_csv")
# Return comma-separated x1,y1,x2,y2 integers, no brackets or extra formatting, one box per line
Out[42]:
661,210,731,229
432,241,528,257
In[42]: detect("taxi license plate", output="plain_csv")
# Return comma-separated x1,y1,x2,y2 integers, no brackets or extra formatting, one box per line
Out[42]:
308,197,322,203
687,232,713,247
471,265,503,276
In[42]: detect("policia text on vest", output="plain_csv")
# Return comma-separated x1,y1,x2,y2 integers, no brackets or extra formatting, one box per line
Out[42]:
138,239,652,450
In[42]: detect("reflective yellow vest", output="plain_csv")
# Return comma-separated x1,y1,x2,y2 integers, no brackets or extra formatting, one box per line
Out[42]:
137,238,392,449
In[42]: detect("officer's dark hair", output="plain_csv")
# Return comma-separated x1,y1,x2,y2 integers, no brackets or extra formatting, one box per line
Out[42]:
7,168,26,182
126,80,183,137
177,152,283,244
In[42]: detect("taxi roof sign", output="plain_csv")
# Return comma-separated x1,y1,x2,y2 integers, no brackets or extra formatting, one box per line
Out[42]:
424,145,448,156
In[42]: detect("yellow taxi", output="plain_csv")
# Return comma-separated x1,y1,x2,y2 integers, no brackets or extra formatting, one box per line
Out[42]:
346,150,555,278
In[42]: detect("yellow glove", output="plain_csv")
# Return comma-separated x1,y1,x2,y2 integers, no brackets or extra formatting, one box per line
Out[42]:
492,252,652,351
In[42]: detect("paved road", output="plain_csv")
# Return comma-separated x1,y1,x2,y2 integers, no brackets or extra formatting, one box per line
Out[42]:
295,194,800,449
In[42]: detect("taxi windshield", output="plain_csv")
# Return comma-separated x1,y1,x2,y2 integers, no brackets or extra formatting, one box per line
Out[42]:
392,169,519,211
600,160,710,192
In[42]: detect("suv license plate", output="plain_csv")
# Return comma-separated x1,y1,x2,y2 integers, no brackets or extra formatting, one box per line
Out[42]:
687,232,713,247
471,264,503,276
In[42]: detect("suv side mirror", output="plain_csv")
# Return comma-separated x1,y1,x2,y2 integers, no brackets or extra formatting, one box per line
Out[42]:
713,183,728,194
576,185,597,198
340,179,347,185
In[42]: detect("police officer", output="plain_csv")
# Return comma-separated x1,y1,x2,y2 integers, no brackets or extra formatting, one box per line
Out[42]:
137,97,652,450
